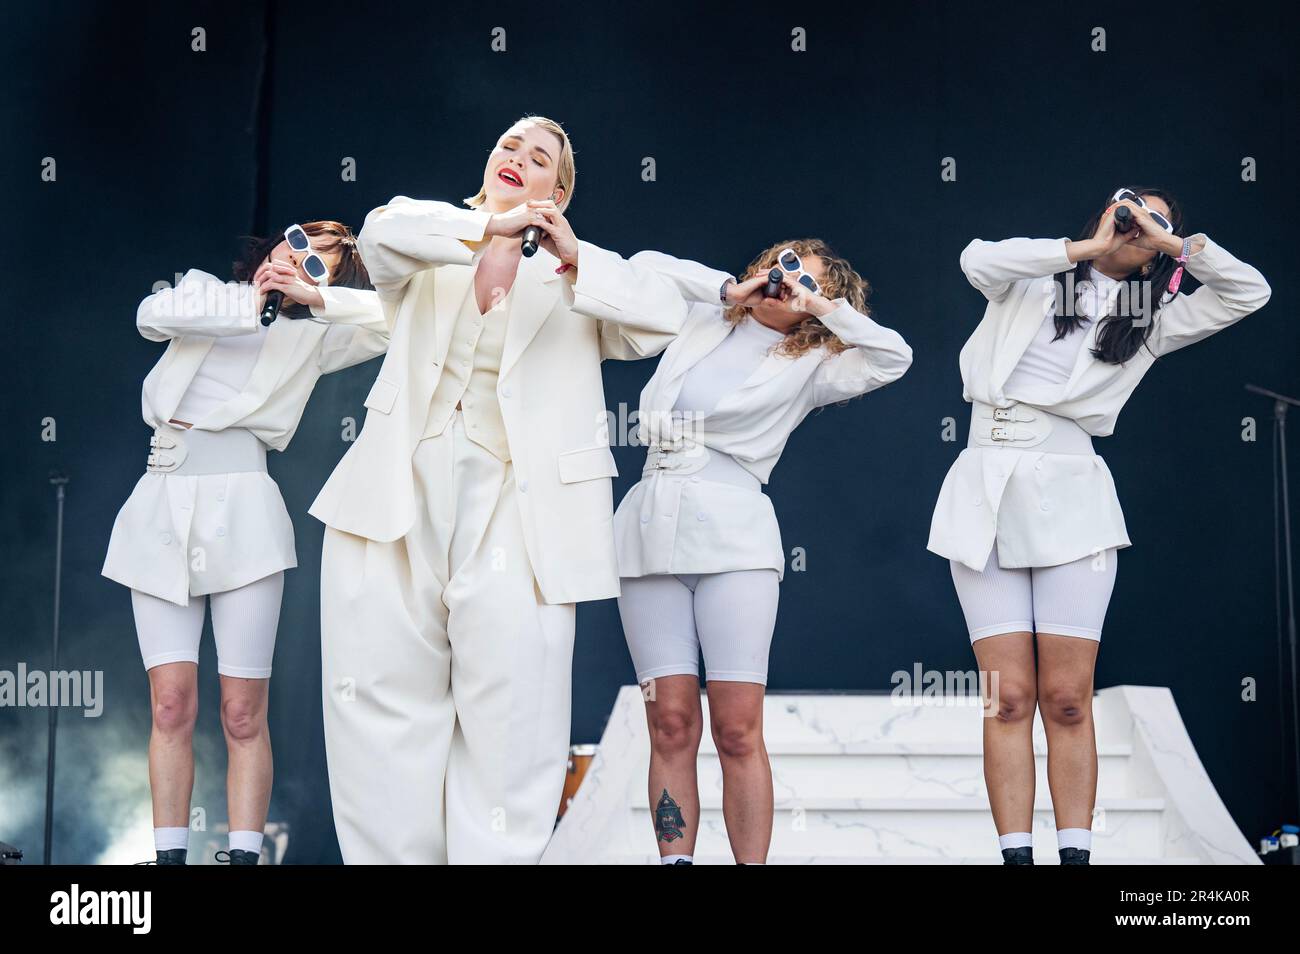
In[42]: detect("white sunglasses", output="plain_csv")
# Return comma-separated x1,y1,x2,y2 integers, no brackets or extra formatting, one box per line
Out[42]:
283,224,331,286
1110,189,1174,234
774,247,822,296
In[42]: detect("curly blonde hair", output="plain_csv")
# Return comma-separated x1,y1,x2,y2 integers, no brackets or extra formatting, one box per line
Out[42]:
725,238,871,358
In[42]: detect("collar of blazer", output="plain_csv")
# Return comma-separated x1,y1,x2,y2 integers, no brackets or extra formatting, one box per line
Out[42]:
658,307,805,412
432,241,567,381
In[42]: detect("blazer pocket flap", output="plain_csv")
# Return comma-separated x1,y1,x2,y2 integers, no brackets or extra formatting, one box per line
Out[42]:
557,444,618,484
363,377,399,414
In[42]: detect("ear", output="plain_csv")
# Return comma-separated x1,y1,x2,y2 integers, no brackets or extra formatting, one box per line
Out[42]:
552,185,566,205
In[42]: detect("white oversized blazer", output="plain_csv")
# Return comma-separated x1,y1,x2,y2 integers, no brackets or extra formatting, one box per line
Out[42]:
613,251,914,579
307,197,688,605
928,235,1271,571
103,269,389,605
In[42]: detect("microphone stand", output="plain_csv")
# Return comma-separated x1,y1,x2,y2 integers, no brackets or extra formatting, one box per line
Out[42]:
1247,384,1300,822
44,472,69,865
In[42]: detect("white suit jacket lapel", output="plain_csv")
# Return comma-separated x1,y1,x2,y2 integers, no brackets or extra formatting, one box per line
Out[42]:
432,261,475,369
500,245,564,380
155,335,216,422
990,278,1055,394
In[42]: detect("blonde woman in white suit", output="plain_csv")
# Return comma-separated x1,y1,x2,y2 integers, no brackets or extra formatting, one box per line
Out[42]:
103,221,388,865
928,188,1271,865
311,116,687,865
615,240,913,863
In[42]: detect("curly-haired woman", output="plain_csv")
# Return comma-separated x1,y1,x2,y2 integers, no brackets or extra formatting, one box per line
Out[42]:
614,240,913,863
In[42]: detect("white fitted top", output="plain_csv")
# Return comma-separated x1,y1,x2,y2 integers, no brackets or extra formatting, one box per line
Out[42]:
670,317,787,489
172,323,268,423
672,316,788,416
1003,267,1122,404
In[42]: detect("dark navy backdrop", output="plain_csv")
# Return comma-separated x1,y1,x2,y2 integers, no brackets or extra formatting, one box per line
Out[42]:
3,0,1296,863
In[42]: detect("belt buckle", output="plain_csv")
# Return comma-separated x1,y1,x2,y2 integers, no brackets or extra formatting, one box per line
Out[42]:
990,426,1011,442
992,406,1015,422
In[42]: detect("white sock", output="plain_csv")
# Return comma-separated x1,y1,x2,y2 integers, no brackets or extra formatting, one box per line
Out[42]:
998,831,1033,851
154,827,189,852
228,830,264,854
661,854,692,865
1057,828,1091,851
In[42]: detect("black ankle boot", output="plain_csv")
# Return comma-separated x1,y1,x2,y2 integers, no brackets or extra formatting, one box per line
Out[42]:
215,849,259,865
1001,846,1034,865
154,848,187,865
1059,847,1091,865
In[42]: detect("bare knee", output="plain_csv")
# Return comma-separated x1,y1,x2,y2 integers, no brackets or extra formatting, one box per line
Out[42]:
152,683,197,735
990,682,1037,725
710,716,762,761
1040,684,1091,727
647,703,702,759
220,693,266,743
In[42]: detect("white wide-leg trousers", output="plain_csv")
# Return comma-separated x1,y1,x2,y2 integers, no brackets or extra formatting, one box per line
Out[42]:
320,411,576,864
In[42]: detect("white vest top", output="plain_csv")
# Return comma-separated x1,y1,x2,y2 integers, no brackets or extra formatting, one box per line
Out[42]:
421,281,512,461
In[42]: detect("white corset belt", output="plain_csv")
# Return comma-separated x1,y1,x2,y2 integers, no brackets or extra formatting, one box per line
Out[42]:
615,440,783,580
642,440,760,490
146,424,267,476
967,401,1094,456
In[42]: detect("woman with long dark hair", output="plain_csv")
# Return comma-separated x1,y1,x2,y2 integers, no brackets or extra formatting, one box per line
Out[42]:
103,221,387,865
928,188,1271,864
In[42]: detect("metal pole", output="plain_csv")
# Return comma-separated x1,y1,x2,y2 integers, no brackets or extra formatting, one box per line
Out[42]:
1249,384,1300,822
1276,402,1300,819
44,473,68,865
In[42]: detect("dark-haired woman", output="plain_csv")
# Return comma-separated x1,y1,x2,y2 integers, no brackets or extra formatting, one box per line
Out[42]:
928,190,1270,865
615,241,912,864
103,222,387,865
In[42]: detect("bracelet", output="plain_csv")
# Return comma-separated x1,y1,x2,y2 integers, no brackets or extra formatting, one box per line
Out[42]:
1167,237,1193,296
719,278,734,304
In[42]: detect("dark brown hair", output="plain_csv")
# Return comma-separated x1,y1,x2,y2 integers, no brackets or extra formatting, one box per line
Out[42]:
1051,187,1186,364
232,220,371,317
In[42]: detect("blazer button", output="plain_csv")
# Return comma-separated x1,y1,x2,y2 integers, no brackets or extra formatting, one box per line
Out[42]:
216,526,226,537
160,531,172,545
502,387,512,398
216,492,225,502
690,476,700,483
972,497,982,507
696,512,707,521
518,480,529,493
640,514,650,524
1040,501,1050,511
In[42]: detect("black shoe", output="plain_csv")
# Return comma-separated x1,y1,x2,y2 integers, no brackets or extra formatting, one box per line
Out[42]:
1059,847,1091,865
669,859,692,865
1001,846,1034,865
214,849,259,865
137,848,187,866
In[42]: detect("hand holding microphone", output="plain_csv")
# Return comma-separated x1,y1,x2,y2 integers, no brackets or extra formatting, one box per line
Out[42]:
487,200,579,266
254,258,324,325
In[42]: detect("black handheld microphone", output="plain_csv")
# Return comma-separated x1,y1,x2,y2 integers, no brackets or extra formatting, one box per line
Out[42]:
1113,205,1134,234
260,290,284,326
763,268,783,298
521,225,541,258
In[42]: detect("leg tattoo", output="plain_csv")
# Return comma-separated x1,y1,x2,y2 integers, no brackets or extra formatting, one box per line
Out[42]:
654,789,686,843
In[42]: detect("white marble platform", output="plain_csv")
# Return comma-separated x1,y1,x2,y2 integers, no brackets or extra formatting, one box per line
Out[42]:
542,685,1257,865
